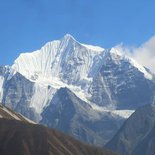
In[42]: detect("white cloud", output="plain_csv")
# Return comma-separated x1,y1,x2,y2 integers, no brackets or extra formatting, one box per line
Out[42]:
115,36,155,73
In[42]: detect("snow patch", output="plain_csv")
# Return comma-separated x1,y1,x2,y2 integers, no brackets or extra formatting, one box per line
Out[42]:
82,44,104,52
90,103,134,118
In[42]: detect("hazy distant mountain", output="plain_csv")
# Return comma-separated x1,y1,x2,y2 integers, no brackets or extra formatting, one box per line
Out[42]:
106,104,155,155
0,34,155,145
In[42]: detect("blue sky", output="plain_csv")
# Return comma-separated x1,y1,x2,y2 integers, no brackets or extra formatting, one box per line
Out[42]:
0,0,155,65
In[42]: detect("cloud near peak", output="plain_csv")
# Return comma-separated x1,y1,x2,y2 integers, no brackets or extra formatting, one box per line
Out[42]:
115,36,155,73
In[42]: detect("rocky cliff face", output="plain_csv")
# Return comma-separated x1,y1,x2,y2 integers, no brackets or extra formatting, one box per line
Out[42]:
2,72,38,120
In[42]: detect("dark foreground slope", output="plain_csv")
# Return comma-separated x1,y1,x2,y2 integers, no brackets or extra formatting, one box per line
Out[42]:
0,119,116,155
106,104,155,155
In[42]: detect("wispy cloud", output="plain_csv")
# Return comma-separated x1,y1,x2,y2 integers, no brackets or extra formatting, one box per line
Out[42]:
115,36,155,73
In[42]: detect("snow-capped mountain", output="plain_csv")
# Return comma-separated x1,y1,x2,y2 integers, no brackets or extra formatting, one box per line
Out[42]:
0,34,155,145
12,34,103,84
11,34,104,115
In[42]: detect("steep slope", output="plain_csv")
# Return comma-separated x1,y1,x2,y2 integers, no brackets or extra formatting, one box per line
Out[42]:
41,87,126,146
106,104,155,155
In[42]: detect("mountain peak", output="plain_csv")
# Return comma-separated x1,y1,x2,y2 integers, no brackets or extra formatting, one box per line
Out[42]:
109,47,123,56
62,34,76,42
63,33,75,39
62,34,104,52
